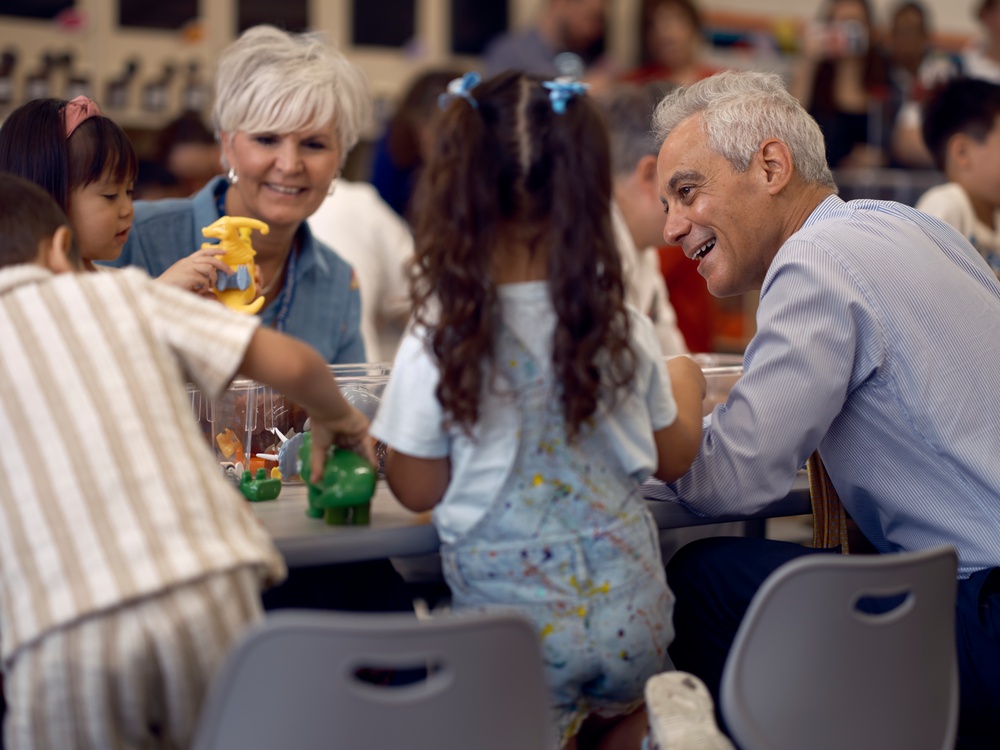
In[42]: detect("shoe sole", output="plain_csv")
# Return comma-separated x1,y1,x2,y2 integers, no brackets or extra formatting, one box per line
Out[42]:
644,671,735,750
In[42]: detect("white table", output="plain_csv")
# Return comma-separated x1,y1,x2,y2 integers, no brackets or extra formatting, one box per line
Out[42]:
249,484,438,567
251,474,812,567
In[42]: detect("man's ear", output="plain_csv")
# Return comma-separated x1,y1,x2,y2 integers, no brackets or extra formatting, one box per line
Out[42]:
42,225,76,273
636,153,659,196
757,138,794,195
948,133,971,170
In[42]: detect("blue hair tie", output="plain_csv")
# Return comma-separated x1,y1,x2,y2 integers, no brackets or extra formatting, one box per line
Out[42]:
438,71,481,110
542,76,590,114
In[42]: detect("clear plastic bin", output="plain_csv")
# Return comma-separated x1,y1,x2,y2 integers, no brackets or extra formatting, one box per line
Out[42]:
189,362,391,483
190,354,744,481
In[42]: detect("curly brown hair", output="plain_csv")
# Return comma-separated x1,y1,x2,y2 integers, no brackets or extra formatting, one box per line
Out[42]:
409,71,635,441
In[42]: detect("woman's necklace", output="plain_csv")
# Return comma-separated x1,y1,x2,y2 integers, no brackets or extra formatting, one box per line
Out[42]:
258,235,298,297
259,253,289,297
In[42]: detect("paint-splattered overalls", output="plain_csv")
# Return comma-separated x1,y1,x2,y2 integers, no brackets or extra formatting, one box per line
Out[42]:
440,328,675,745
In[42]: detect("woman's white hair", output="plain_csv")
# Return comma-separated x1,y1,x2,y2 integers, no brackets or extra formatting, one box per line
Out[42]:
213,25,371,165
652,70,836,190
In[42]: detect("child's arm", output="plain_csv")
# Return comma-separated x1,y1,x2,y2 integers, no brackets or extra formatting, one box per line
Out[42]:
652,356,706,483
383,450,450,513
238,327,374,481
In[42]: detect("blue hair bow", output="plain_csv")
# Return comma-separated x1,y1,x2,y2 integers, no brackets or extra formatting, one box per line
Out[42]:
542,76,589,114
438,71,481,110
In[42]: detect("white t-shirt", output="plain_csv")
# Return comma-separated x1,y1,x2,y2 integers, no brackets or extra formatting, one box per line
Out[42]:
611,201,688,357
370,281,677,543
915,182,1000,270
309,180,414,363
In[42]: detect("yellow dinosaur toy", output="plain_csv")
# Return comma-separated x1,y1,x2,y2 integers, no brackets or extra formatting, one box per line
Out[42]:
201,215,270,314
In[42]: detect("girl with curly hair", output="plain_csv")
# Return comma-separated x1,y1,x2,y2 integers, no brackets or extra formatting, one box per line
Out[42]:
371,70,706,749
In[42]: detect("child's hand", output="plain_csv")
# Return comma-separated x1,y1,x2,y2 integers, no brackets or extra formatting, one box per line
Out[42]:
654,356,708,482
158,245,232,296
308,405,376,483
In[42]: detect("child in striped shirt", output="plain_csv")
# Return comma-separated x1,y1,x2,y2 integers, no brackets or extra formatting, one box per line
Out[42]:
0,172,372,750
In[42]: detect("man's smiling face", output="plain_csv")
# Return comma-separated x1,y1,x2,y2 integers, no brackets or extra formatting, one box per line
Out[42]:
657,115,779,297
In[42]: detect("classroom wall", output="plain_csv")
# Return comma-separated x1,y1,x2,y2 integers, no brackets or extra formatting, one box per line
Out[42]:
0,0,986,134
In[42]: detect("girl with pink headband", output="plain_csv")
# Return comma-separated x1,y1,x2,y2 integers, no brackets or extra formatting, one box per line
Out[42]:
0,95,228,287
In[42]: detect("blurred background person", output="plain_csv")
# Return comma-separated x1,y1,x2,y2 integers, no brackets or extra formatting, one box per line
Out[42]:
481,0,615,86
598,81,687,357
893,0,1000,166
958,0,1000,80
885,1,934,103
132,110,222,200
915,76,1000,275
790,0,892,169
625,0,719,87
309,178,414,363
151,109,223,197
599,79,751,565
369,69,461,221
882,2,935,166
881,1,963,167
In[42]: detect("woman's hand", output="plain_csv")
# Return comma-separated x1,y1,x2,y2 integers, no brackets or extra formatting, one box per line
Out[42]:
158,245,232,296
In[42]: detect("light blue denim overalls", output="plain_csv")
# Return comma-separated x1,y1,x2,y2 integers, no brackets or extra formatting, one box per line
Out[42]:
440,327,675,745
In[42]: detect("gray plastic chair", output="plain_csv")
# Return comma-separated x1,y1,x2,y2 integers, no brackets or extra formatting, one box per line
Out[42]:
720,545,959,750
190,609,554,750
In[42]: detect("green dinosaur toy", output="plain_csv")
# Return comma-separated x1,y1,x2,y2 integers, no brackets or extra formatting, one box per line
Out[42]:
298,431,376,525
240,468,282,502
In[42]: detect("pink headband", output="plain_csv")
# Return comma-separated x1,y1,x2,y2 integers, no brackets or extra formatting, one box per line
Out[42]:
62,95,102,139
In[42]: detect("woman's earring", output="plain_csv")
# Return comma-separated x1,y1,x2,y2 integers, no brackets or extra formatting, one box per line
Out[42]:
227,167,239,186
328,170,342,197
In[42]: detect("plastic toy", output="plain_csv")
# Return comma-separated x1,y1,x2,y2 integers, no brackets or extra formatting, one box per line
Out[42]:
201,215,269,314
216,428,245,466
240,468,282,502
253,429,302,479
298,431,376,525
277,431,305,479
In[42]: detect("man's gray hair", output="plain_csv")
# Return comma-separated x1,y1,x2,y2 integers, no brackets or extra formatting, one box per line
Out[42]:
213,25,371,166
652,70,836,189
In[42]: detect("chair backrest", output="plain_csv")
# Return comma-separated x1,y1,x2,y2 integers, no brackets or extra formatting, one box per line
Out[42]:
720,545,959,750
191,609,553,750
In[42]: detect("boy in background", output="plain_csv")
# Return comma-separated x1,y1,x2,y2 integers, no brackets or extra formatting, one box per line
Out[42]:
916,77,1000,276
598,81,689,357
0,172,372,749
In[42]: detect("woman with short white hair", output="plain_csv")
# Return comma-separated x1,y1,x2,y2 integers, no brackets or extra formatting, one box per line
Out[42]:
110,24,371,364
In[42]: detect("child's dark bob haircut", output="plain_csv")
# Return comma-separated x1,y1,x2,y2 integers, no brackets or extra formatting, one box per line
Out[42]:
0,98,138,213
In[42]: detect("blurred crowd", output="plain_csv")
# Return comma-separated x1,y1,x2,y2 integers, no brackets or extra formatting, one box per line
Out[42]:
122,0,1000,359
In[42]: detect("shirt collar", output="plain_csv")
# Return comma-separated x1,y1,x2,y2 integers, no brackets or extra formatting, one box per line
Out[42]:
0,264,55,296
802,193,847,230
294,220,326,278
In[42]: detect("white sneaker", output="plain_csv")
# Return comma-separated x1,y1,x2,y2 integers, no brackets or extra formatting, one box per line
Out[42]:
644,671,735,750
